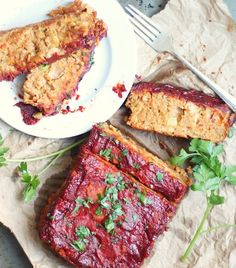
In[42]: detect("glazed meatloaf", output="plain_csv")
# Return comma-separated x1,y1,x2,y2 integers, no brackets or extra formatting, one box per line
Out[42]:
0,1,105,81
39,149,176,268
126,82,236,143
84,123,191,202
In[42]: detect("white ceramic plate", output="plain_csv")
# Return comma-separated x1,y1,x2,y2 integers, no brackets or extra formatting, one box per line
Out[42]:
0,0,136,139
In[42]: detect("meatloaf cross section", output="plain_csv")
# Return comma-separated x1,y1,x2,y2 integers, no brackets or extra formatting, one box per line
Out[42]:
84,123,191,202
0,0,105,81
39,149,176,268
125,82,236,143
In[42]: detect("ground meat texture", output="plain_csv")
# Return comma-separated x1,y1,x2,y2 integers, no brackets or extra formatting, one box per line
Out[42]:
39,149,176,268
84,123,191,202
0,0,106,81
125,82,236,143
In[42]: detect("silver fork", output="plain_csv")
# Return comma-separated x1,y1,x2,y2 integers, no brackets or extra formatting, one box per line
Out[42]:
125,4,236,113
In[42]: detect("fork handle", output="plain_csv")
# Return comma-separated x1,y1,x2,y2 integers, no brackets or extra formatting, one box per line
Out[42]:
173,52,236,113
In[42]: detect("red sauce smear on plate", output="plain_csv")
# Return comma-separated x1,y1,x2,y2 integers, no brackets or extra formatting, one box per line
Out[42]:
112,83,126,98
15,102,40,125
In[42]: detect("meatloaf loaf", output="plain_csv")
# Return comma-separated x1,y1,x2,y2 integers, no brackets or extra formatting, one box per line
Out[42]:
0,1,105,81
84,123,190,202
39,149,176,268
125,82,236,143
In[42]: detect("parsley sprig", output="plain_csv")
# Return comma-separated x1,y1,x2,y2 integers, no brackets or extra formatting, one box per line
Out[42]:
0,134,86,202
170,138,236,261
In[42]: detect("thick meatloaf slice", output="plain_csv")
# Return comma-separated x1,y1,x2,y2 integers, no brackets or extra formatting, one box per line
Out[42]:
125,82,236,143
39,149,176,268
84,123,190,202
22,48,93,115
0,1,105,81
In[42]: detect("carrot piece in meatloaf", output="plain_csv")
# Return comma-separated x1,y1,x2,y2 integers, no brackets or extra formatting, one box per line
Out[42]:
0,0,106,81
84,123,191,202
125,82,236,143
39,149,176,268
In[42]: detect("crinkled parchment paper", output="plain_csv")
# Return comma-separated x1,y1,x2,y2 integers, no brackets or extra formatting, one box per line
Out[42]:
0,0,236,267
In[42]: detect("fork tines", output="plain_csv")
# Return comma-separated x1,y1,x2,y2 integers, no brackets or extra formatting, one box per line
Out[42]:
125,4,161,42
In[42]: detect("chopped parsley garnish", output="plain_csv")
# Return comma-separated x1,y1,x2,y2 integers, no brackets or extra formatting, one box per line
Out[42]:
95,207,103,216
104,217,115,233
71,226,91,252
97,173,126,233
133,163,140,170
99,148,112,160
73,197,93,213
76,226,91,238
135,189,152,205
71,240,86,252
105,173,116,184
122,150,129,156
156,172,164,182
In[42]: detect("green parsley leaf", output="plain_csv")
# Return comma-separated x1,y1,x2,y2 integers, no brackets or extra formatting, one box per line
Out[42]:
122,150,129,156
170,149,193,167
75,226,91,239
105,173,116,184
95,207,102,216
133,163,140,170
135,190,152,205
71,239,86,252
18,162,40,202
99,148,112,160
156,172,164,182
104,217,115,233
209,193,225,205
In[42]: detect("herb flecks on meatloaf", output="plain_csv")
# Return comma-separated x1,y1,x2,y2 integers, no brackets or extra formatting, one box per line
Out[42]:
126,82,236,143
39,149,176,268
84,123,191,202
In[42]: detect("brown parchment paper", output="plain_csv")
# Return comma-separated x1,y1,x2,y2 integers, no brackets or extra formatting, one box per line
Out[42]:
0,0,236,267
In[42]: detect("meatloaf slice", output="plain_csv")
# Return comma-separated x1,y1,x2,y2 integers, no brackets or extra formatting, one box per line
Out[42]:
22,48,93,115
39,149,176,268
125,82,235,143
84,123,190,202
0,1,105,81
